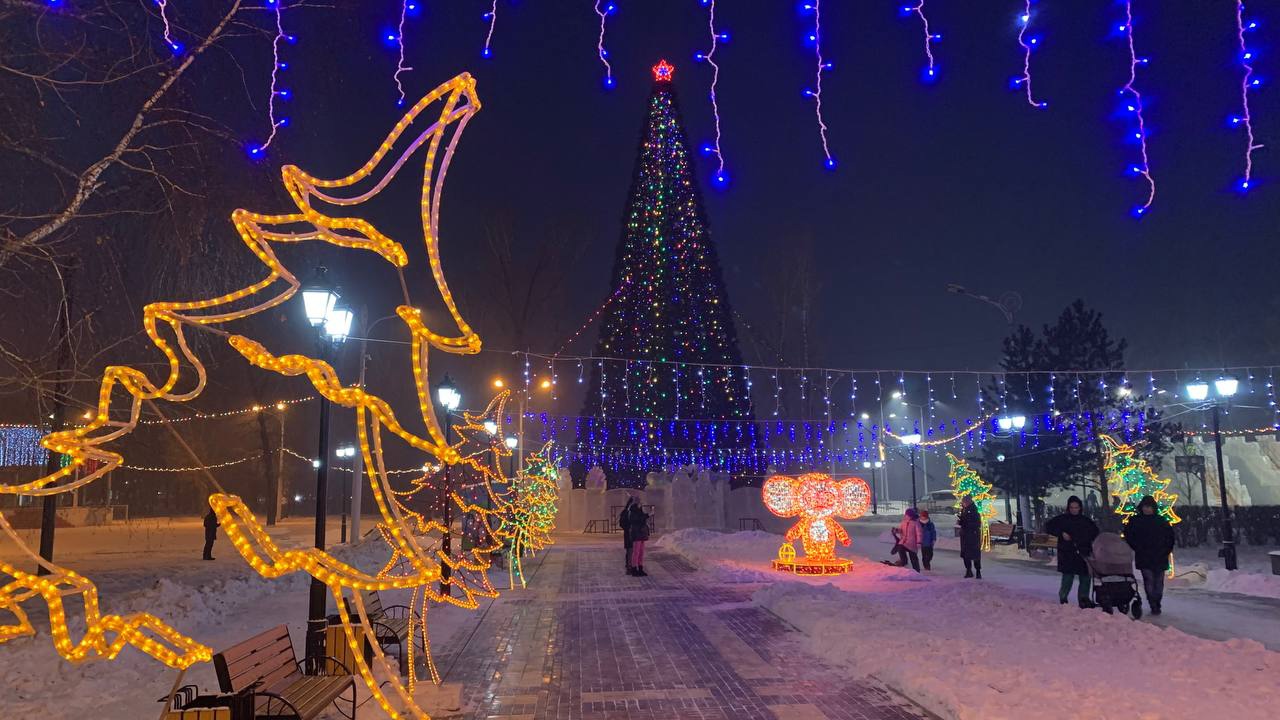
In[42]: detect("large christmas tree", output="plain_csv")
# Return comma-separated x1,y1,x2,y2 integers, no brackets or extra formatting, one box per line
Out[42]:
582,60,754,474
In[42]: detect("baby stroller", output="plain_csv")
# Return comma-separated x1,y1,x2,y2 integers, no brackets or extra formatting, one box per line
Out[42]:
1086,532,1143,619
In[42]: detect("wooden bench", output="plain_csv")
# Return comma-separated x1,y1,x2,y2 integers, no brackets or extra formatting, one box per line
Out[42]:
213,625,356,720
347,590,414,676
988,522,1017,545
1026,533,1058,558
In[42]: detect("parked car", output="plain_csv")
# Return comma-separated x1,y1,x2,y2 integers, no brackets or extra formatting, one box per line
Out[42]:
918,490,959,515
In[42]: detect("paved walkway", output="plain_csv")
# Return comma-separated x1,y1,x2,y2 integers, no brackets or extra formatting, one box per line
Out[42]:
434,539,929,720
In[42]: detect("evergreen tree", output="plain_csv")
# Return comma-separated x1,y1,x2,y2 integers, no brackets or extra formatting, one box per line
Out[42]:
582,60,754,479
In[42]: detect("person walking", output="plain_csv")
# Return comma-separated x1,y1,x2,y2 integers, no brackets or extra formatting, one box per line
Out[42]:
956,496,983,579
1124,495,1176,615
918,509,937,571
202,508,219,561
620,496,637,575
893,508,923,572
1045,495,1099,607
627,500,650,576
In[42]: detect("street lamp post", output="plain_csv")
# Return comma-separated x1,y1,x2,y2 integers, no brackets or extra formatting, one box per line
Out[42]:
351,312,400,546
1186,377,1239,571
436,375,461,596
862,460,883,514
997,414,1027,544
505,435,518,477
335,445,356,543
299,268,353,672
901,434,922,508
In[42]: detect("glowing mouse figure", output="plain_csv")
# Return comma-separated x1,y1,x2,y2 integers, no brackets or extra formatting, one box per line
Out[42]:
762,472,871,575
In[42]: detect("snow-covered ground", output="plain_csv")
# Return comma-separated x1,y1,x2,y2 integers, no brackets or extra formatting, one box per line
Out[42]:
656,526,1280,720
0,517,486,718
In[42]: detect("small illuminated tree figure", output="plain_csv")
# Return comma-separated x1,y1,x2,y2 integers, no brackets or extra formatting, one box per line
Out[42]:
947,453,997,551
762,472,871,575
1101,434,1180,525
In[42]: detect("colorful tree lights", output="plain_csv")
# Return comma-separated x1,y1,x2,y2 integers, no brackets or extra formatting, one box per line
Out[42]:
581,60,753,484
947,453,996,551
1101,434,1180,525
763,472,870,575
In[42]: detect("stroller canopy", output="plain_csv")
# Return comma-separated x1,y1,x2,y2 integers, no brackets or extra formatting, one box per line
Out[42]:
1089,532,1134,576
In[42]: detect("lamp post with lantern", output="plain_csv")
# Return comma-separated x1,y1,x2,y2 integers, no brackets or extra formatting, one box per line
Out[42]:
299,266,354,670
1185,376,1239,570
335,445,356,543
996,414,1027,545
435,374,461,596
901,434,922,508
862,460,884,514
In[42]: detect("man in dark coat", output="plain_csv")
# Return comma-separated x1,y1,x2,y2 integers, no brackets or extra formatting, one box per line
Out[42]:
202,508,219,561
956,496,983,579
1124,495,1176,615
1045,495,1099,607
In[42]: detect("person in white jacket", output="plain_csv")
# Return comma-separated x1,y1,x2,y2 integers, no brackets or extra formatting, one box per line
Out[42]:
892,508,923,572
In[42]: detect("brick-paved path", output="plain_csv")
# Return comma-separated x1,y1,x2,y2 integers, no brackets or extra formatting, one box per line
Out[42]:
432,539,930,720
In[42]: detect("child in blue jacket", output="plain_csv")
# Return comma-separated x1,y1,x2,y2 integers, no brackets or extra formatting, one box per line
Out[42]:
918,509,937,571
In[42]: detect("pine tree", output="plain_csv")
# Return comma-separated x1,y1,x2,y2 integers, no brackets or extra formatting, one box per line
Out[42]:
948,453,997,551
582,60,754,477
1101,434,1180,525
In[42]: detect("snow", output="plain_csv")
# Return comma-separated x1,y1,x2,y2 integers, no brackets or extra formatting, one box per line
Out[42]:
659,527,1280,720
0,518,481,718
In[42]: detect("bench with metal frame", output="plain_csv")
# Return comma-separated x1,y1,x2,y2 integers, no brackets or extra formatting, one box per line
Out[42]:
1026,532,1058,557
346,589,416,676
738,518,765,532
213,624,356,720
987,522,1018,545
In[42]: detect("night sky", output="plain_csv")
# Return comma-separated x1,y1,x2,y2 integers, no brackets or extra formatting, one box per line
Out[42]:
223,1,1280,376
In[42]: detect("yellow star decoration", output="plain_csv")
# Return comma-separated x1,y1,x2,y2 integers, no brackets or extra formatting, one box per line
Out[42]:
0,73,555,718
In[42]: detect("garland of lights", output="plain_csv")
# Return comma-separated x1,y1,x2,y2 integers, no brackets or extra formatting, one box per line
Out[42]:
0,73,552,719
947,452,997,552
594,1,618,89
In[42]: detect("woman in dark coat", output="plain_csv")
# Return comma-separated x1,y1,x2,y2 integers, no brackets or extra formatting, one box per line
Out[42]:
202,508,219,561
626,501,650,577
956,496,983,579
1124,495,1176,615
1045,495,1099,607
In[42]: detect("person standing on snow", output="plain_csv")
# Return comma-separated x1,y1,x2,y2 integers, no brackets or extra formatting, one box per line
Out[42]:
894,508,923,572
202,508,219,561
957,495,983,579
1045,495,1099,607
620,496,637,575
918,509,937,571
1124,495,1176,615
626,499,650,577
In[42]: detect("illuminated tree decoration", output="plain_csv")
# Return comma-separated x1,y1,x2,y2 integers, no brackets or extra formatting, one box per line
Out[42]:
762,472,870,575
0,72,538,719
582,60,754,485
1101,434,1180,525
947,452,996,551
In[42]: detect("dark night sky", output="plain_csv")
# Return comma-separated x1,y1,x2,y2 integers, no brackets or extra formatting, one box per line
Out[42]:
238,0,1279,375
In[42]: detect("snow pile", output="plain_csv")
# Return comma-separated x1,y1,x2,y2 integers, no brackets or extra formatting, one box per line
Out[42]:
1202,567,1280,599
668,530,1280,720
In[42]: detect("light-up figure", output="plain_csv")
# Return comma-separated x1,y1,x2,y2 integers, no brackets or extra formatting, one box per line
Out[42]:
762,472,870,575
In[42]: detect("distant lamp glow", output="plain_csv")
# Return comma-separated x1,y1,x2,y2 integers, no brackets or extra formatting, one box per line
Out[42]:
862,461,872,468
859,412,870,420
539,378,552,390
891,391,903,399
997,415,1026,431
493,378,505,388
1185,381,1210,401
504,435,518,450
1215,376,1239,397
275,402,286,411
311,459,321,469
335,445,355,459
436,374,461,411
482,419,498,436
901,433,922,446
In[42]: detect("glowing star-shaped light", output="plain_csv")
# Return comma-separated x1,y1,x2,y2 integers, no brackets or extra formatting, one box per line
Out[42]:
652,59,675,82
762,472,870,575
